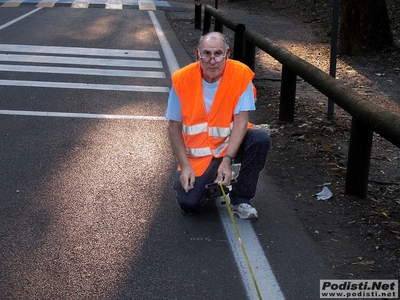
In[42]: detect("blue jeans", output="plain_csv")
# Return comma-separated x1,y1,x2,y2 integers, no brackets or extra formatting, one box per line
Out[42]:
173,129,271,213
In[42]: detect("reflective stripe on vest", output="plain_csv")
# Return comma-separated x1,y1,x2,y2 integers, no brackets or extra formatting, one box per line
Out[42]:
182,123,208,135
209,123,233,138
186,137,230,157
186,146,212,157
212,136,230,156
182,123,233,138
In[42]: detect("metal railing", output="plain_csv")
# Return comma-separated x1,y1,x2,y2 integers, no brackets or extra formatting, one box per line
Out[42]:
197,4,400,198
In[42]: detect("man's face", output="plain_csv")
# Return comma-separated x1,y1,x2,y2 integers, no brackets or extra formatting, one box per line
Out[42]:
196,35,229,83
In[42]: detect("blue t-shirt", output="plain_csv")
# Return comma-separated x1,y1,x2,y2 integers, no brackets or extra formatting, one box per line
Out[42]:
165,79,256,121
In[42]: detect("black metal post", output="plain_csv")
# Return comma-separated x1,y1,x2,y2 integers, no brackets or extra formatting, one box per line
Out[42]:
328,0,339,120
214,19,223,33
242,39,255,71
279,65,297,122
345,117,373,198
203,8,212,35
195,2,201,30
232,24,246,61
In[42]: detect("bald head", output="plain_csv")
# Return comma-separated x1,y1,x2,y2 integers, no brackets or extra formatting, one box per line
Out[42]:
197,32,229,52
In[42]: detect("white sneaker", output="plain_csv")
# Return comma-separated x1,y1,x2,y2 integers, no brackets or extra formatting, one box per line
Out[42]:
231,203,258,220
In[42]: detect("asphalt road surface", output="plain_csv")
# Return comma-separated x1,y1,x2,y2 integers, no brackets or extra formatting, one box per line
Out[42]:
0,2,338,299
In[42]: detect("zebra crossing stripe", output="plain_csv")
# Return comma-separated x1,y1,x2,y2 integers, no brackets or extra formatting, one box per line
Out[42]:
0,44,160,59
0,0,171,9
1,1,22,6
71,0,89,8
37,2,55,6
104,0,122,9
0,79,170,92
138,0,154,10
105,3,122,9
36,0,56,7
0,64,166,78
0,54,163,68
0,110,168,120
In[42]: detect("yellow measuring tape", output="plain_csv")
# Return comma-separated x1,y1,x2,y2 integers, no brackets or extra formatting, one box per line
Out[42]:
219,183,262,300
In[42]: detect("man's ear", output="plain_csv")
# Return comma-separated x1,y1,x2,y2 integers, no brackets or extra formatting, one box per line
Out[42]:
194,48,199,60
226,48,231,58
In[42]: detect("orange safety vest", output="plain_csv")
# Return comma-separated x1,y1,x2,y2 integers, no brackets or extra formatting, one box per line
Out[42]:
172,59,255,176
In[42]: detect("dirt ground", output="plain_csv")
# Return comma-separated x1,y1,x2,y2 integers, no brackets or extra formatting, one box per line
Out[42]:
166,0,400,281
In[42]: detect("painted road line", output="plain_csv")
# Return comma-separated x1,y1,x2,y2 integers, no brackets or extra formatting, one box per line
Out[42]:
148,11,179,75
0,0,172,7
105,0,122,9
0,64,165,78
0,110,167,120
88,0,110,4
139,0,155,10
105,3,122,9
71,0,89,8
0,54,163,68
0,8,42,30
118,0,137,5
36,0,56,7
0,44,160,59
0,80,170,92
217,201,286,299
153,1,170,7
1,1,22,7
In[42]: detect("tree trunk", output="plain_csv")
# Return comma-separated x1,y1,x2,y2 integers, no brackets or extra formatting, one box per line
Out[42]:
338,0,393,55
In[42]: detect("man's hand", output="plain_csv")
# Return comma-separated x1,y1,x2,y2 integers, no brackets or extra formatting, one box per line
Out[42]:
214,111,248,186
180,165,196,193
216,158,232,185
168,120,196,193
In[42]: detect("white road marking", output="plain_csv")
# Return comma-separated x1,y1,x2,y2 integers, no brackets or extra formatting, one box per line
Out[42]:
1,1,22,6
36,1,56,7
139,0,155,10
105,0,122,9
152,1,170,7
0,0,172,8
0,54,163,68
0,110,167,120
218,201,286,299
0,44,160,59
148,11,179,75
0,8,42,30
71,0,89,8
0,64,165,78
0,79,169,92
105,3,122,9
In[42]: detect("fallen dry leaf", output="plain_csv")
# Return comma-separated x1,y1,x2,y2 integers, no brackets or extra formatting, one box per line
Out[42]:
352,260,375,265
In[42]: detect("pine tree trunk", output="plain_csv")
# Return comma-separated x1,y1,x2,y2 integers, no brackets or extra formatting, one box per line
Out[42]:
338,0,393,55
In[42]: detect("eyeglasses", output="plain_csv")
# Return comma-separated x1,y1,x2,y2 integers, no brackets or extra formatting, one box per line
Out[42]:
197,50,227,63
